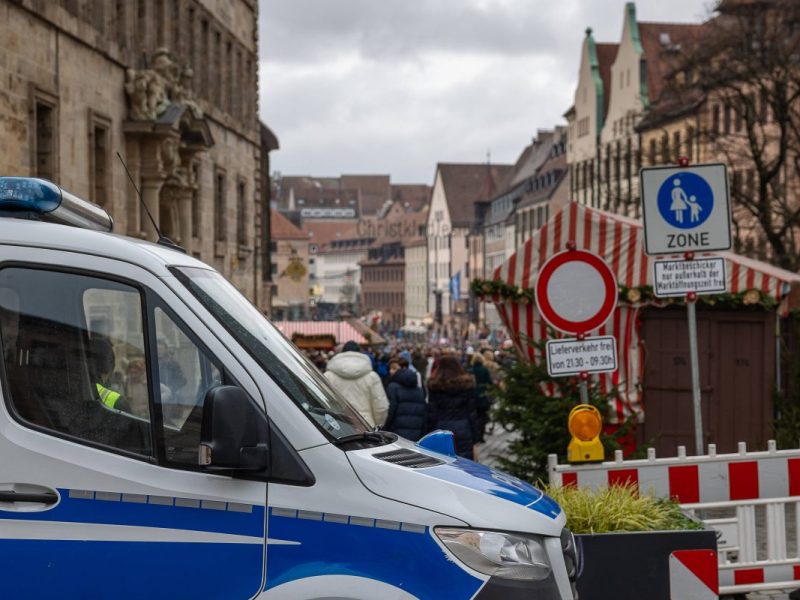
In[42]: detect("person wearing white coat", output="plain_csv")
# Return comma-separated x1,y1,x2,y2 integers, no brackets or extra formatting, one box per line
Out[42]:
324,341,389,429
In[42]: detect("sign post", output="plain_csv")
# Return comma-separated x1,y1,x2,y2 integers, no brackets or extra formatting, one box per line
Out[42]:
641,158,732,455
536,245,618,408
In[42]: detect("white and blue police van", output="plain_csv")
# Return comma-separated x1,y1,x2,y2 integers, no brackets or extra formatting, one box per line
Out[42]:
0,177,579,599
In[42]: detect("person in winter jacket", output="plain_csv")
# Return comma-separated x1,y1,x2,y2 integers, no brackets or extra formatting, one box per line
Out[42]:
384,360,427,441
427,356,479,460
468,354,493,443
324,341,389,428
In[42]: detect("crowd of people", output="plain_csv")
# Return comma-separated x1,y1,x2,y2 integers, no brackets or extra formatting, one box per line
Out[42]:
306,340,516,462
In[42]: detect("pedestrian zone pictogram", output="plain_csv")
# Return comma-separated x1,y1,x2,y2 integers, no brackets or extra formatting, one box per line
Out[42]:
657,172,713,229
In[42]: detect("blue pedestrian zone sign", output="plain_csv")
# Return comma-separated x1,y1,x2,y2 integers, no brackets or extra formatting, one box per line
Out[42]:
657,173,713,229
640,163,731,255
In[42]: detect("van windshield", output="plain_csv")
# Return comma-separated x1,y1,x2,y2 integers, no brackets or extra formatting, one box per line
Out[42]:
173,267,370,440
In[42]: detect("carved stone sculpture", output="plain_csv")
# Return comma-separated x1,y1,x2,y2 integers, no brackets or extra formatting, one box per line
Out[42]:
125,49,203,121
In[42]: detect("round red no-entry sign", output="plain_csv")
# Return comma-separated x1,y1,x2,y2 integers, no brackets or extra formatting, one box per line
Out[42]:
535,249,617,335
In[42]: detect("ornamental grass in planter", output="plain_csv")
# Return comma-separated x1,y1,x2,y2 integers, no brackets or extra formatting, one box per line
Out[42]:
544,482,703,534
543,483,715,600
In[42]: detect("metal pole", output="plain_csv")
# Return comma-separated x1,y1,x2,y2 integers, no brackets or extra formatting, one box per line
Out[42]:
687,298,704,455
579,380,589,405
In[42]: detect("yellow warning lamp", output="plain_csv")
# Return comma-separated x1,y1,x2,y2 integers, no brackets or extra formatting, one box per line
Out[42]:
567,404,605,463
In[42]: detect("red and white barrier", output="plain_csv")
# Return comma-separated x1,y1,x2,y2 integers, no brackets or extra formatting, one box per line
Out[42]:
669,550,719,600
548,440,800,596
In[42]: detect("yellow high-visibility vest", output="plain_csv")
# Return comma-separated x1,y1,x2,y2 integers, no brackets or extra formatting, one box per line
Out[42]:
96,383,121,409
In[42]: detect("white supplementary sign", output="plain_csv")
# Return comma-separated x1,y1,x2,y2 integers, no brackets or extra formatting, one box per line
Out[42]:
640,163,731,255
545,336,618,377
653,257,727,298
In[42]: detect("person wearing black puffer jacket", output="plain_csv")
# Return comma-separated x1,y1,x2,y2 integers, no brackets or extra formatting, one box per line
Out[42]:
384,360,427,441
427,356,479,460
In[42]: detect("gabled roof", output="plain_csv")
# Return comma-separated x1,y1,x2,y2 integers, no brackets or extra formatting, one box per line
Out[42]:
303,221,363,250
391,184,432,211
271,209,309,241
341,175,391,216
638,22,704,103
437,163,513,227
595,43,619,121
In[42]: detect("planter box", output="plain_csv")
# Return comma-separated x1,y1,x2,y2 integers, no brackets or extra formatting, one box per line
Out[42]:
575,529,717,600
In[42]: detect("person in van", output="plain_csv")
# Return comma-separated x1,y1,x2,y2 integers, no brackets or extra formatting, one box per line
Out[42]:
90,336,129,412
324,340,389,428
426,356,479,460
384,358,427,441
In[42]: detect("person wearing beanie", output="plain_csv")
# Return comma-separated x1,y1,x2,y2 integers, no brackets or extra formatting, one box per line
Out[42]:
324,341,389,428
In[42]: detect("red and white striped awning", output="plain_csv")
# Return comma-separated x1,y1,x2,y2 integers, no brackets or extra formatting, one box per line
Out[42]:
494,202,800,302
273,320,370,346
492,202,800,424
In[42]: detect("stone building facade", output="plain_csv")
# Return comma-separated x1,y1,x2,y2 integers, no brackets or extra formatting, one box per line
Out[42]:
0,0,270,309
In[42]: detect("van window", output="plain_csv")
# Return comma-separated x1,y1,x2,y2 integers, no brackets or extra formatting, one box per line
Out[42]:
154,306,222,466
173,267,369,440
0,268,152,456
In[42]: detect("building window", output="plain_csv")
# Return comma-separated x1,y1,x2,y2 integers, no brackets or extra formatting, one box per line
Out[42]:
171,0,180,50
214,169,226,242
214,31,222,107
723,104,731,134
673,131,681,163
649,139,656,165
137,0,148,48
734,101,743,133
226,40,233,116
661,134,669,164
237,180,247,248
191,163,201,238
115,1,128,48
31,88,58,182
712,105,720,135
88,111,111,209
155,0,165,47
200,20,209,96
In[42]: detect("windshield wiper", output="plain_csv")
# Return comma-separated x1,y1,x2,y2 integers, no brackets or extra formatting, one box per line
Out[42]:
332,430,396,447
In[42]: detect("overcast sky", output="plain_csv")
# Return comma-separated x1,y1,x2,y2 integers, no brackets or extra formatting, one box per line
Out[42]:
259,0,713,184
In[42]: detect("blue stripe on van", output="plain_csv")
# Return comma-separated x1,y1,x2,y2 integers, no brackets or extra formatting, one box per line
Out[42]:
0,489,264,537
0,539,263,600
265,507,483,597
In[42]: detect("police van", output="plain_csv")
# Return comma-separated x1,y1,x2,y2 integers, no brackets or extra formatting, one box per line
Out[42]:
0,177,578,599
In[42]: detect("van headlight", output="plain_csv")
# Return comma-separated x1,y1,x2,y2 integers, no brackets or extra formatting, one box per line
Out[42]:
434,528,552,581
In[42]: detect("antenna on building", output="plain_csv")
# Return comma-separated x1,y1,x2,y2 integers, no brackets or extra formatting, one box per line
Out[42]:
116,152,186,253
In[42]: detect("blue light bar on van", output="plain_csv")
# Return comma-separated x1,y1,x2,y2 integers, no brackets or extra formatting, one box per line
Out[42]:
0,177,113,232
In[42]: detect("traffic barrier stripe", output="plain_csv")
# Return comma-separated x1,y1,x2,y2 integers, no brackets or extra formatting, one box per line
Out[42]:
552,447,800,503
669,550,718,600
669,465,699,504
789,458,800,496
734,568,764,585
729,461,759,500
608,468,637,489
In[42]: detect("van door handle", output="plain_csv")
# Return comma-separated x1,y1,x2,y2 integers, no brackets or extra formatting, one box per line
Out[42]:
0,490,58,504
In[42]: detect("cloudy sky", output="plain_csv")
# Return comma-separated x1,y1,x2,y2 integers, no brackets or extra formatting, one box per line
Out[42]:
259,0,713,184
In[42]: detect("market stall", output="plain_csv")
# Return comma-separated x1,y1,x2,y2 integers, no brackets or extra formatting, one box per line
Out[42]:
476,201,800,425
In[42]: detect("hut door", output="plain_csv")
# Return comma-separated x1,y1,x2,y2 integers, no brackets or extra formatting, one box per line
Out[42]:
639,308,774,456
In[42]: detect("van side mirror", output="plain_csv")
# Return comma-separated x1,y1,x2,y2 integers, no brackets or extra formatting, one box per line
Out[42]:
198,385,269,471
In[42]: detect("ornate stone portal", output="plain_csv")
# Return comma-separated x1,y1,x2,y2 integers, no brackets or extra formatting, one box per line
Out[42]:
123,49,213,252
